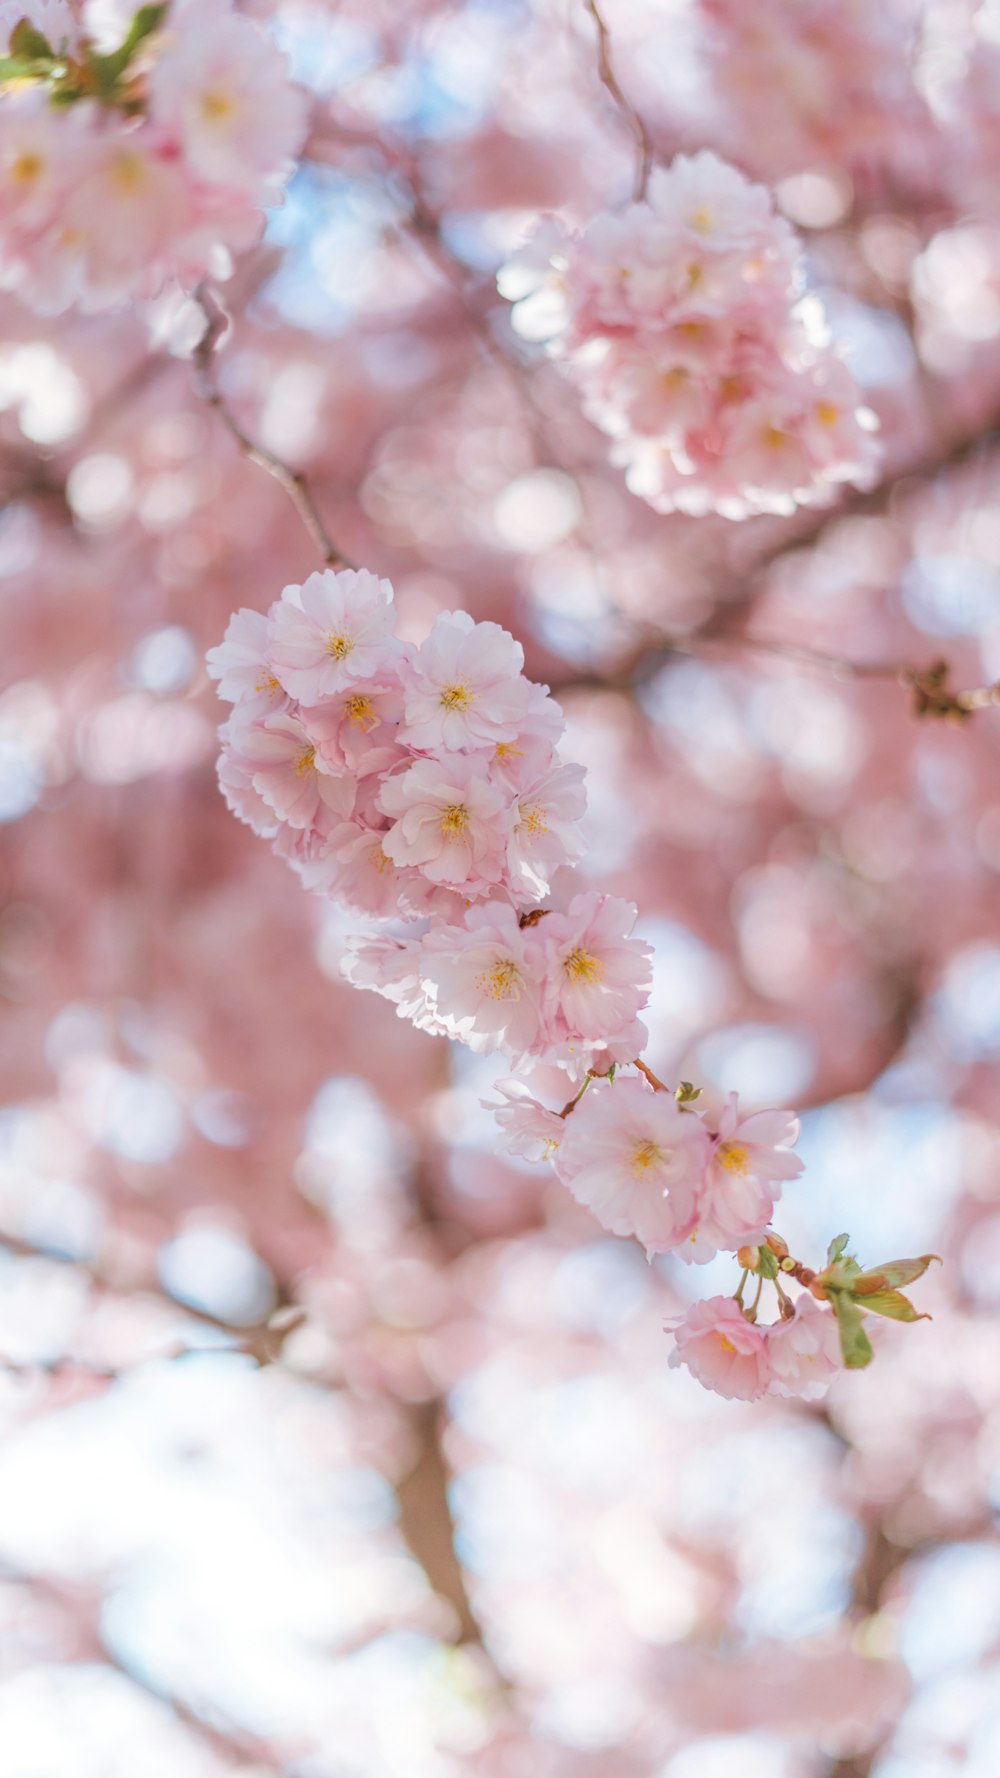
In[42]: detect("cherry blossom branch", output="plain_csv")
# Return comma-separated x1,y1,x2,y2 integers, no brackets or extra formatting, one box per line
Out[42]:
582,0,654,201
397,1400,498,1657
192,284,356,571
558,620,1000,720
0,1229,308,1368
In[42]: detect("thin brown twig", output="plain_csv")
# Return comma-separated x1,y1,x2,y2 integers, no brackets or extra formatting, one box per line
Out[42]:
583,0,654,201
558,618,1000,720
192,284,356,571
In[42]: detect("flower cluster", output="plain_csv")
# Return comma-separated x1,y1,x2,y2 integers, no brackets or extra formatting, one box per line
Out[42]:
503,1077,804,1263
0,0,305,313
208,567,593,923
669,1293,843,1403
210,570,934,1405
498,150,879,518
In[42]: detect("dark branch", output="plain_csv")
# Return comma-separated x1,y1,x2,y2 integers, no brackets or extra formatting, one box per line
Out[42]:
193,284,356,571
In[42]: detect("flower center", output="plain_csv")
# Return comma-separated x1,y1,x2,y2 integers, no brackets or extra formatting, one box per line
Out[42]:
815,402,840,427
440,803,469,838
475,959,522,1001
295,744,316,777
111,151,147,194
719,1142,750,1175
690,205,714,233
762,423,791,452
631,1140,662,1174
494,741,523,760
326,631,354,660
370,841,392,874
11,151,43,186
517,799,549,837
717,1333,737,1354
344,693,376,729
200,89,236,122
563,947,605,984
440,681,473,711
255,672,282,695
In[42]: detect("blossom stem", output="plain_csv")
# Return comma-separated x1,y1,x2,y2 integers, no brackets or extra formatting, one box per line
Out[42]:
634,1057,669,1092
733,1266,749,1307
558,1073,594,1119
193,285,356,572
582,0,654,202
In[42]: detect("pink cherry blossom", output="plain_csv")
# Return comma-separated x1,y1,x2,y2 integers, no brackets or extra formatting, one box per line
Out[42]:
500,743,587,901
302,680,405,774
267,569,399,703
398,610,531,754
205,606,289,719
486,1078,566,1163
417,904,546,1058
554,1076,709,1255
766,1296,843,1402
668,1296,773,1401
377,752,509,894
222,711,355,831
682,1092,804,1261
148,9,306,198
539,892,653,1059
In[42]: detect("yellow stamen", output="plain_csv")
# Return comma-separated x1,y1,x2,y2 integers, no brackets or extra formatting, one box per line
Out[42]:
495,741,523,760
295,744,316,777
370,842,392,875
719,1142,750,1175
475,960,522,1002
10,151,43,186
344,693,377,729
440,803,469,838
517,800,549,837
440,681,473,711
255,672,281,695
327,632,354,660
690,206,714,233
111,151,147,194
564,947,605,985
816,402,840,426
200,90,235,122
631,1140,662,1173
717,1333,737,1354
762,424,790,451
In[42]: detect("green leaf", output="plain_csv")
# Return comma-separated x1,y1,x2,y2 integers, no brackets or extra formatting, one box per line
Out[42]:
827,1232,851,1266
854,1254,941,1292
757,1245,780,1281
832,1292,874,1369
853,1286,930,1323
10,18,55,60
90,2,167,88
